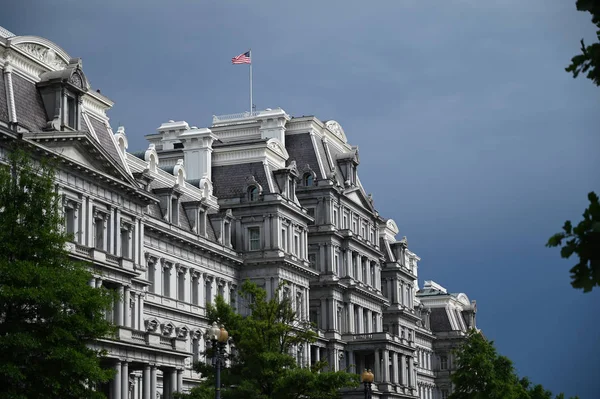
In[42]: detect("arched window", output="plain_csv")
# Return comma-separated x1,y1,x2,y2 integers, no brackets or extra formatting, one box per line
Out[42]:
303,173,314,186
248,186,259,201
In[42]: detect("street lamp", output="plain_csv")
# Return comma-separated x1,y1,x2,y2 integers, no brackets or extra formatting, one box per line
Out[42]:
206,322,229,399
361,369,374,399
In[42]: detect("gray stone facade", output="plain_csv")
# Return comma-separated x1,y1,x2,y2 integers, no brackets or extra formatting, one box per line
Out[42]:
0,27,478,399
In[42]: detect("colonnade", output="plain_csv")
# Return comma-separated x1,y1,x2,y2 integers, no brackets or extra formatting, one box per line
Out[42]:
110,361,184,399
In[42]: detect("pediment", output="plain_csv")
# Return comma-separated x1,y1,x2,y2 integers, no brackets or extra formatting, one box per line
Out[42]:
27,131,136,186
345,188,374,211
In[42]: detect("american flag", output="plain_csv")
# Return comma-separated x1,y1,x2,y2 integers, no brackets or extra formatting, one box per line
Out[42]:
232,51,251,64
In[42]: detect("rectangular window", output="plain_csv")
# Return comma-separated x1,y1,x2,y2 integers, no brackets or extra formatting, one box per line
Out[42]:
352,220,357,233
192,275,199,304
171,198,178,225
333,209,337,227
65,207,75,237
308,254,317,269
440,355,448,370
310,310,318,327
343,214,348,229
334,255,339,274
67,96,76,128
205,280,212,305
441,390,449,399
294,235,299,256
249,227,261,251
120,228,130,259
281,228,287,251
148,263,156,294
306,207,315,225
178,271,185,301
94,218,104,250
163,266,171,297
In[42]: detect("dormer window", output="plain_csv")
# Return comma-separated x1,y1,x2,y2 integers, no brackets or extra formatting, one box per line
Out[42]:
37,58,88,132
303,173,314,186
248,186,259,201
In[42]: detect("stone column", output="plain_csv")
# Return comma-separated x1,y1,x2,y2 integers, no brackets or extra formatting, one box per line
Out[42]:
177,369,183,392
366,309,372,333
383,349,390,382
139,293,145,330
392,351,399,384
121,361,129,399
114,208,121,255
320,299,327,330
374,350,381,382
113,361,122,399
150,365,157,399
348,303,355,334
348,351,355,373
357,306,364,333
143,365,151,399
399,354,406,386
124,286,131,328
170,369,177,398
409,357,415,388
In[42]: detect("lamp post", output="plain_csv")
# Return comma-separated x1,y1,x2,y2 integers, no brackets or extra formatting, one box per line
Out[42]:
206,322,229,399
361,369,374,399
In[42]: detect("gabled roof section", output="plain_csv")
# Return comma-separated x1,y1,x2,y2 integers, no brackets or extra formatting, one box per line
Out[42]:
25,129,137,186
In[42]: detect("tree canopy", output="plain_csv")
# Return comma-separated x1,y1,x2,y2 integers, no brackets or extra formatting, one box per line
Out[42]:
0,149,115,399
450,330,578,399
550,1,600,293
547,192,600,292
566,0,600,85
178,280,359,399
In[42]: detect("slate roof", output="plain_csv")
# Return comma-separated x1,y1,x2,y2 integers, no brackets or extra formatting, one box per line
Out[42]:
285,133,320,176
429,308,453,332
212,162,270,199
87,114,126,171
0,72,8,124
12,74,47,132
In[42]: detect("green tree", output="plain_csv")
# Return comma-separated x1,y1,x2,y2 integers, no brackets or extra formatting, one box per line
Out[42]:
546,192,600,292
552,1,600,293
450,330,578,399
566,0,600,85
0,149,116,399
178,280,359,399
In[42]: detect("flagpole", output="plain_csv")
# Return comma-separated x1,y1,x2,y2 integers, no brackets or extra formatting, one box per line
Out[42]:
249,49,253,113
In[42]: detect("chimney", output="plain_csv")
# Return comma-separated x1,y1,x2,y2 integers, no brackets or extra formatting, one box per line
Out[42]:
257,108,290,145
179,127,218,181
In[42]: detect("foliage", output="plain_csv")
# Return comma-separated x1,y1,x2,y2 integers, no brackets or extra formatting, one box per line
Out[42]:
177,280,359,399
566,0,600,86
0,149,116,399
450,330,578,399
547,192,600,292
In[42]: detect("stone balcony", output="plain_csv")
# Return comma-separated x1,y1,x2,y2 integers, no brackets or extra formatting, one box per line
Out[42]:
67,242,140,273
115,326,188,353
342,332,416,349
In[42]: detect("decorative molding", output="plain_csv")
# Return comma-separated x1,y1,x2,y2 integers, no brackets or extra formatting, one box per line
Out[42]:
15,43,67,70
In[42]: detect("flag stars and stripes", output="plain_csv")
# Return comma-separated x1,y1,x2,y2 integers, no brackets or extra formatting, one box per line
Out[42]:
232,51,251,64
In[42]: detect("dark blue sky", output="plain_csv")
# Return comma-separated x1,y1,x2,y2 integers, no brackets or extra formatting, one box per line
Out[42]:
3,1,599,397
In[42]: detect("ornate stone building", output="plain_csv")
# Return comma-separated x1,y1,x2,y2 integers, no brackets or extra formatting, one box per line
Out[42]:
0,26,478,399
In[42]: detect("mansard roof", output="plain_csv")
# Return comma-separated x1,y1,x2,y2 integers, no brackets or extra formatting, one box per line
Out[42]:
285,134,320,173
12,73,48,132
0,73,8,124
212,162,271,199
